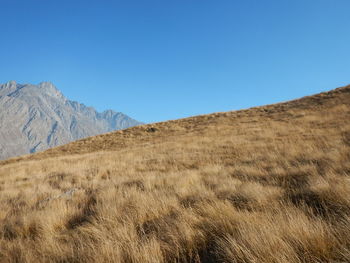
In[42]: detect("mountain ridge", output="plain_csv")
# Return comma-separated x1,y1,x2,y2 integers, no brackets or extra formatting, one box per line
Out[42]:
0,81,142,160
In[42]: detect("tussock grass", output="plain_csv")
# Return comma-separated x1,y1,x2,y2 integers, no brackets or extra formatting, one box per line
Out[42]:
0,85,349,262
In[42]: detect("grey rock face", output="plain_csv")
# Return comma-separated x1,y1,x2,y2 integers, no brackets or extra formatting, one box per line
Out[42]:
0,81,142,160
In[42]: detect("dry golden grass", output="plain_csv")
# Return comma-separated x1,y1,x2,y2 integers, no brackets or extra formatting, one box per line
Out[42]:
0,85,349,262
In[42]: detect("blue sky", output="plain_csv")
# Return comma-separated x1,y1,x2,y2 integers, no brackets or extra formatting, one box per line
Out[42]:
1,0,350,123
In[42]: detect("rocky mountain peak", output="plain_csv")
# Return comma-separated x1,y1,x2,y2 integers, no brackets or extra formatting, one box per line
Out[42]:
37,82,65,100
0,81,142,160
1,80,18,90
7,80,17,87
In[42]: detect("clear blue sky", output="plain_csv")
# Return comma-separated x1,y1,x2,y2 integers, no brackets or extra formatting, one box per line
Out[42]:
1,0,350,123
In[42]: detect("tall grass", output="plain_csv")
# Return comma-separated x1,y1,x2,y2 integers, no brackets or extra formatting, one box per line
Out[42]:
0,86,349,262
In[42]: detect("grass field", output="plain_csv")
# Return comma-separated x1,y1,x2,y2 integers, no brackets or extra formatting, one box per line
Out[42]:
0,85,349,262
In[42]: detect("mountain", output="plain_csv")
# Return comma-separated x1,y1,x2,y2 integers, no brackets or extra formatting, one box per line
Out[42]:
0,81,142,160
0,85,349,263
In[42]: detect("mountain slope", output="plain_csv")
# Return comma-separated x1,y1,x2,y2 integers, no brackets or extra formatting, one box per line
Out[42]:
4,84,349,164
0,85,349,263
0,81,142,160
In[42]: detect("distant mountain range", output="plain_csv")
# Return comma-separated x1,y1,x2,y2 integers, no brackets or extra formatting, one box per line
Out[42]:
0,81,142,160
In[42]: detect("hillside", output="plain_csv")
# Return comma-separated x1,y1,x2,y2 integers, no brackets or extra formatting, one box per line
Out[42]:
0,81,142,160
0,85,349,262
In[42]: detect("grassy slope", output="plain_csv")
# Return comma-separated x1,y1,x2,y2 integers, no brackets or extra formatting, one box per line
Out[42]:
0,85,349,262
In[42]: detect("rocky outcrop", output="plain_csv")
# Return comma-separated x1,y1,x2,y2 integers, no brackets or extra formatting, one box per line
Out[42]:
0,81,142,160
